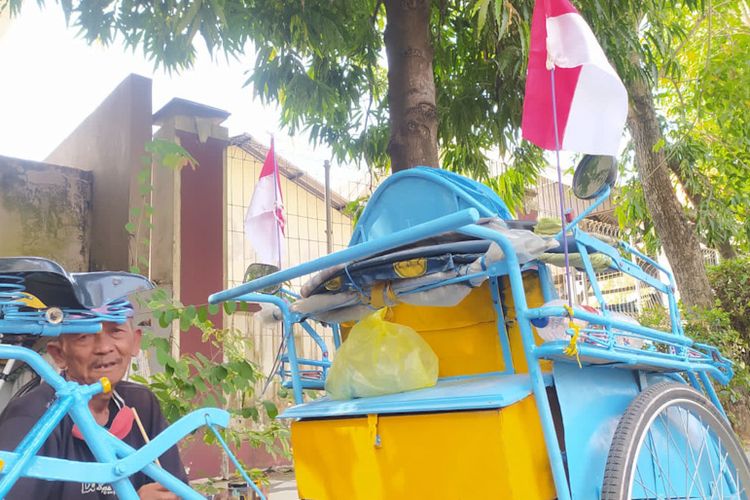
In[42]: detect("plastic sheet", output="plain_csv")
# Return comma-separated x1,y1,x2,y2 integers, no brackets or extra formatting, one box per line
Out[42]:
325,309,439,400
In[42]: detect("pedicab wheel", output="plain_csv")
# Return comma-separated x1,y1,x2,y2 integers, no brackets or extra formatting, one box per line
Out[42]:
601,382,750,500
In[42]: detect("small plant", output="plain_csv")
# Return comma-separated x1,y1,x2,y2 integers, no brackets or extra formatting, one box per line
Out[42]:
126,139,198,275
131,288,290,483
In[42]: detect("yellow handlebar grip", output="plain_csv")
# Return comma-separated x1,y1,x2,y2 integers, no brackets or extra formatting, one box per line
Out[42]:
100,377,112,394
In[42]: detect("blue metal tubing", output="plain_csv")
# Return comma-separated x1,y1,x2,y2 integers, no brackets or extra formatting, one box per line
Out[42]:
280,357,330,368
459,224,572,500
617,239,685,337
619,240,673,278
574,231,671,295
206,420,267,500
0,410,231,492
0,451,112,483
555,186,611,237
209,208,480,304
536,262,557,302
233,294,305,402
525,307,694,347
686,370,703,393
0,322,102,336
575,240,608,309
281,287,301,299
283,314,304,403
235,293,294,318
104,408,230,478
0,345,227,498
67,395,140,499
300,321,329,360
0,345,71,391
233,293,307,400
282,379,325,390
534,343,731,385
94,410,231,500
488,276,514,374
331,324,342,349
397,269,502,296
698,370,727,418
102,436,203,500
0,393,76,497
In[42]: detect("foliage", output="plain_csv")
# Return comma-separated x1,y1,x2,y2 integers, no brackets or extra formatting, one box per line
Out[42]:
124,140,288,482
131,288,290,476
707,256,750,347
639,255,750,432
661,1,750,254
126,139,197,275
639,303,750,428
2,0,548,204
607,0,750,256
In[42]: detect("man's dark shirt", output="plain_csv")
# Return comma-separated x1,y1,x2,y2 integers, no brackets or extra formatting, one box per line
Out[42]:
0,380,187,499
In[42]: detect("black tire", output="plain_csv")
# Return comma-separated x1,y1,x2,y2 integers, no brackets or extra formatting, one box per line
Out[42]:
602,382,750,499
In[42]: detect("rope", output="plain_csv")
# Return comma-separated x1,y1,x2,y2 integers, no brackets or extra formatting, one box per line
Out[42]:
561,304,582,368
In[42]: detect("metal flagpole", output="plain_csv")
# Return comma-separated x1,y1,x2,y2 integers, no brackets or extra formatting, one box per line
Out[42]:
549,67,575,308
271,136,283,270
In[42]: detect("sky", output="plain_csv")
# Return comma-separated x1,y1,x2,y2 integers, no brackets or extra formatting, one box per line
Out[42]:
0,4,367,195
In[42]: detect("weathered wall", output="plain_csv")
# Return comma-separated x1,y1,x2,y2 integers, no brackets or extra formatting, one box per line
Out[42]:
0,155,92,271
45,74,152,272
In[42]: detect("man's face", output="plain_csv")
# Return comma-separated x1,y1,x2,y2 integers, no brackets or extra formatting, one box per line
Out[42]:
48,320,142,386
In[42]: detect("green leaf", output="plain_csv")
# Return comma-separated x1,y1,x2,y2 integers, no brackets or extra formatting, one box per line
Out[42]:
223,301,237,315
476,0,490,32
197,305,208,323
262,400,279,419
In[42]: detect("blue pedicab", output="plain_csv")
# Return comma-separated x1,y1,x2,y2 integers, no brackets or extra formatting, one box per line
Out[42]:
210,156,750,500
0,257,266,499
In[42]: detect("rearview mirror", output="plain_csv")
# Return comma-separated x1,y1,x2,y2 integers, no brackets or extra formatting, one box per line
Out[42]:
243,263,281,294
572,155,617,200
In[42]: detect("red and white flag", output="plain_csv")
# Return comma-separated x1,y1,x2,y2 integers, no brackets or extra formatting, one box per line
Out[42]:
521,0,627,155
244,139,285,266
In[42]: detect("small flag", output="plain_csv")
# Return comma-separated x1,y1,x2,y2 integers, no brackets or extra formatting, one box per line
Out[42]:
521,0,627,155
244,138,285,266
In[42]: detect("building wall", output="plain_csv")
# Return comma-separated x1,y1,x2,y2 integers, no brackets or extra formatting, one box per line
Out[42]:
44,74,152,272
0,156,92,271
0,155,93,407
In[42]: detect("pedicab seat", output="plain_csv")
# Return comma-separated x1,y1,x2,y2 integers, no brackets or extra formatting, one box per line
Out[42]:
280,372,553,419
0,256,153,311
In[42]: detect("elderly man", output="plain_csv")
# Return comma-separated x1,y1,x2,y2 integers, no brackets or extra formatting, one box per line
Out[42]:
0,315,187,499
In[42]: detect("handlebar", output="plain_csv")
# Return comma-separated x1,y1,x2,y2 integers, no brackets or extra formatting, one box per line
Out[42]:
0,321,102,336
0,345,78,392
0,408,230,498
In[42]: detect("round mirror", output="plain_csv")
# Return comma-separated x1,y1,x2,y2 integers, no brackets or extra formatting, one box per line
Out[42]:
243,263,281,294
572,155,617,200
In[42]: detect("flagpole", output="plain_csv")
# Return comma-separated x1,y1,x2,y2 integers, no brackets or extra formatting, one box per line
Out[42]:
271,136,283,271
549,67,575,309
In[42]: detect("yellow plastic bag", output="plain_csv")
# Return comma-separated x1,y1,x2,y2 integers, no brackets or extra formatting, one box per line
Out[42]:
325,309,439,400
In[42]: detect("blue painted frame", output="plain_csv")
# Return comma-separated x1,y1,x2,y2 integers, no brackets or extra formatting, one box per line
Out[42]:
0,319,266,498
208,168,734,500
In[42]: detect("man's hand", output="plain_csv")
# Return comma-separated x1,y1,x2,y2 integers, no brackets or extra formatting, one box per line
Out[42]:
137,482,179,500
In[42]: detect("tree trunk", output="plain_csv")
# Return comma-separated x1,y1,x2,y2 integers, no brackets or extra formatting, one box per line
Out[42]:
383,0,439,172
626,74,714,310
665,159,737,261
